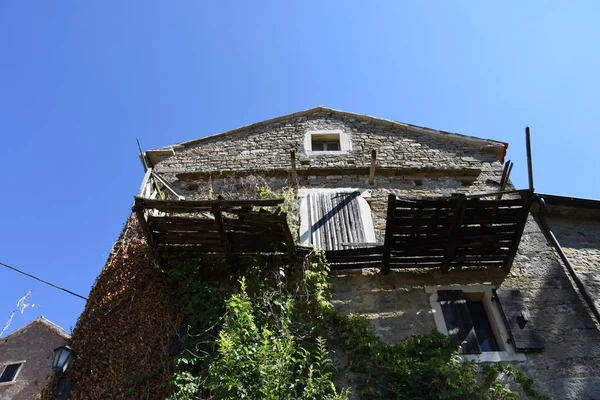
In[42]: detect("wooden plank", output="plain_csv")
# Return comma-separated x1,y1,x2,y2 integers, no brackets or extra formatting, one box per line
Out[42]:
460,226,518,235
330,261,382,270
151,171,185,200
393,224,453,232
381,194,397,275
503,192,532,272
394,198,460,209
441,194,466,273
326,246,384,257
212,205,236,269
388,256,445,264
137,168,153,198
464,198,526,208
137,197,284,210
327,254,383,264
392,240,449,250
369,149,376,185
134,197,160,261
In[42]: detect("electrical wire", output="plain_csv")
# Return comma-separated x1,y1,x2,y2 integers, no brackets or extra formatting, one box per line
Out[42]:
0,261,88,300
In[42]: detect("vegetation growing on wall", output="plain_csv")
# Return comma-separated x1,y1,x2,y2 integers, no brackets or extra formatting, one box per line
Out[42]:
40,202,544,399
165,251,545,400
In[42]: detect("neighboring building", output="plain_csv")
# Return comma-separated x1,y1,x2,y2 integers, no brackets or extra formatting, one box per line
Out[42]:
0,316,69,400
58,107,600,398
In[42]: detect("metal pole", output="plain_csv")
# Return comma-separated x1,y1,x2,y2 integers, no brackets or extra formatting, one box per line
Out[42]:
526,127,534,192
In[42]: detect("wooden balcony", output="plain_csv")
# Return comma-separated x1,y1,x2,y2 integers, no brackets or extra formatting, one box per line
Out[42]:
133,168,296,269
326,190,532,274
134,168,531,274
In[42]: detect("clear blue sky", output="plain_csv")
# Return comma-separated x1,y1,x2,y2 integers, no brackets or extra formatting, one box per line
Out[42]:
1,1,599,336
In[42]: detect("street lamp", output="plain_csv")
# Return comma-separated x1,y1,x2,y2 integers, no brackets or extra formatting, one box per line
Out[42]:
52,345,75,374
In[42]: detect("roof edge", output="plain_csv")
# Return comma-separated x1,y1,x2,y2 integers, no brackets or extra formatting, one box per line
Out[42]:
147,106,508,163
0,316,70,340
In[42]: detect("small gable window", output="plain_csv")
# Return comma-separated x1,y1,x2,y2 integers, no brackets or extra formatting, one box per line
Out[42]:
311,133,341,152
0,363,22,383
304,130,351,155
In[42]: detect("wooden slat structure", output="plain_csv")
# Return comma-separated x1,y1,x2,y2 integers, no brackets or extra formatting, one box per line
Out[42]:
133,173,296,268
135,197,296,267
327,190,532,273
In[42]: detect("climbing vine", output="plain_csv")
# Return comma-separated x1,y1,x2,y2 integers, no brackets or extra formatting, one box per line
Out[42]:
163,251,545,400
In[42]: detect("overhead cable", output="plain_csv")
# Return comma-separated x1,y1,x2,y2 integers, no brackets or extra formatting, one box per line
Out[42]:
0,261,88,300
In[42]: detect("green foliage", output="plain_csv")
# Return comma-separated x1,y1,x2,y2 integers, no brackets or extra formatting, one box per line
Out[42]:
163,251,544,400
256,185,300,240
206,279,348,400
326,308,545,400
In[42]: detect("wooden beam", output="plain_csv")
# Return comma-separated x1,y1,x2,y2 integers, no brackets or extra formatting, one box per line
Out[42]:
151,171,185,200
212,205,236,269
137,168,153,198
441,194,467,273
381,194,397,275
136,197,284,212
290,151,298,186
496,161,514,200
279,213,297,260
502,192,533,272
134,197,160,262
369,149,376,185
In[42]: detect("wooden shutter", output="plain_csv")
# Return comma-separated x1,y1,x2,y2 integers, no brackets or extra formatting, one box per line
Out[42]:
307,191,366,250
437,290,481,354
495,289,544,352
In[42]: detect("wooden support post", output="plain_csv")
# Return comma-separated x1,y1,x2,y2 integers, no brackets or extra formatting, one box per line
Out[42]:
381,194,397,275
137,168,153,198
134,198,160,262
212,205,236,269
441,194,467,273
280,212,297,260
526,127,534,192
502,192,533,272
496,161,513,200
369,149,377,186
290,150,298,186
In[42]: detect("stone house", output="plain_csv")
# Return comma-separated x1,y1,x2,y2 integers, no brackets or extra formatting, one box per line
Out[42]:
60,106,600,398
0,316,69,400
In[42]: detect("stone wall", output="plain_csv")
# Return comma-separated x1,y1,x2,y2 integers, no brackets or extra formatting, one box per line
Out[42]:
330,216,600,399
544,205,600,317
148,111,600,398
153,111,503,201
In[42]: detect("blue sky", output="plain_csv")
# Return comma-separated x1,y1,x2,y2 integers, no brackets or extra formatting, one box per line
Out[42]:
1,1,599,336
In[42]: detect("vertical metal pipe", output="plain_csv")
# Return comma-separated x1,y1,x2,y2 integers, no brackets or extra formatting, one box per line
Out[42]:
526,127,534,192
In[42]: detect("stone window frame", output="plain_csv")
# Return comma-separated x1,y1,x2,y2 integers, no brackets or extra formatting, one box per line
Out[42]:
303,130,352,156
0,360,25,386
426,285,526,362
297,188,376,248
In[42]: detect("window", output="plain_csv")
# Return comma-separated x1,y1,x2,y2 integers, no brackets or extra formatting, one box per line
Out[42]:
466,300,499,352
311,133,340,151
298,189,376,250
0,363,22,383
303,130,351,155
428,286,543,362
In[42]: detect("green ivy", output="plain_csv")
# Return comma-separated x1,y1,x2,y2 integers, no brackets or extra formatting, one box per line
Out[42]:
163,251,545,400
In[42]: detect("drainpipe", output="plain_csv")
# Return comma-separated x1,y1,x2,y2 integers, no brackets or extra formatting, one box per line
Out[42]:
536,197,600,325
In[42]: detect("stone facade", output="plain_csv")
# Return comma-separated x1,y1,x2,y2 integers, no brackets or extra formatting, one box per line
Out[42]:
542,203,600,314
0,317,69,400
143,107,600,398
